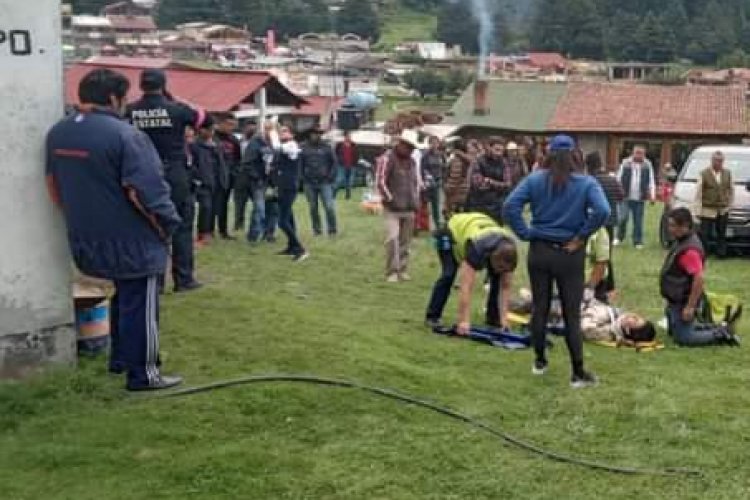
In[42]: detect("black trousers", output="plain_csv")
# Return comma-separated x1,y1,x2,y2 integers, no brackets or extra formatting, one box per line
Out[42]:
171,194,196,288
212,182,231,236
699,214,729,257
278,188,303,253
425,232,501,325
233,170,252,231
165,167,195,288
528,241,585,375
196,187,213,235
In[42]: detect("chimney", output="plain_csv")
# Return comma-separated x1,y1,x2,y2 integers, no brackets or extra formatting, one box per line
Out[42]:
474,79,489,116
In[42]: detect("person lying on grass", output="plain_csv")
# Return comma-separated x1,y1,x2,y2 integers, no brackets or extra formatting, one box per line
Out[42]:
425,213,518,336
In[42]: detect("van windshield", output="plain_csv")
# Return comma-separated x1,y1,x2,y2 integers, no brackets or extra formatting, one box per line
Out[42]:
681,151,750,183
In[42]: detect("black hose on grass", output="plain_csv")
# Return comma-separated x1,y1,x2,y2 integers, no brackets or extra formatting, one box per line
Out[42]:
149,374,703,478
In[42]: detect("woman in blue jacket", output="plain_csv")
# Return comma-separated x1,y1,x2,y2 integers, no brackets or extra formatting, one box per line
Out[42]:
503,135,610,389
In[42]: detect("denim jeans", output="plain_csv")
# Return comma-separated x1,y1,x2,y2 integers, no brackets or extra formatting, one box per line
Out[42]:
666,304,718,346
336,166,355,200
247,183,266,242
278,189,304,253
305,182,337,235
618,200,646,245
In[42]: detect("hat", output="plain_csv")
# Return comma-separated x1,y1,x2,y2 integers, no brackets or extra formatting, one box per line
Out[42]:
140,69,166,91
549,134,575,152
398,129,420,149
506,141,518,150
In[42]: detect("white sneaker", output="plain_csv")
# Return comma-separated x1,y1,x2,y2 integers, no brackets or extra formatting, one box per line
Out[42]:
399,273,412,282
612,239,621,247
635,244,644,250
532,360,548,376
386,274,399,283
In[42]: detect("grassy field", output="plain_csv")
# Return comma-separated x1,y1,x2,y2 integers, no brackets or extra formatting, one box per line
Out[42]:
1,199,749,499
375,96,456,122
377,8,438,50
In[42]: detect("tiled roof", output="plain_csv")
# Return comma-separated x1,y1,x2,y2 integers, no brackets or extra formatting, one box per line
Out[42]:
107,15,157,31
65,63,306,112
548,82,748,135
448,81,568,133
527,52,567,69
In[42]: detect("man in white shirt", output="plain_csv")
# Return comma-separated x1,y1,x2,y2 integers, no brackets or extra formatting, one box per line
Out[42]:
615,146,656,249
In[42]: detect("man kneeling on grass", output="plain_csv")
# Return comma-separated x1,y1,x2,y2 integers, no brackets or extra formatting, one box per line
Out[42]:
425,213,518,335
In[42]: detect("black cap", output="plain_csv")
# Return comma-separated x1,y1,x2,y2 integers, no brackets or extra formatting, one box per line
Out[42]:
140,69,167,91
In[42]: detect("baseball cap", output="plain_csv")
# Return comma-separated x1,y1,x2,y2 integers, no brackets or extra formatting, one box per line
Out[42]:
549,134,575,152
140,69,167,91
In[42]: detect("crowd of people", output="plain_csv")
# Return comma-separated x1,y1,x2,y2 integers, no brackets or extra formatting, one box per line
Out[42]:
44,67,740,392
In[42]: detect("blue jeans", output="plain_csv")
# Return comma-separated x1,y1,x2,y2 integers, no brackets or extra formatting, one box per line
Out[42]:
336,166,355,199
247,183,266,242
305,182,337,235
618,200,645,245
666,304,717,346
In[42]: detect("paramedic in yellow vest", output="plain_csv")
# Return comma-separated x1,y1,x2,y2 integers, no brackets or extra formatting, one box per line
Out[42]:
694,151,733,258
585,227,612,304
425,213,518,335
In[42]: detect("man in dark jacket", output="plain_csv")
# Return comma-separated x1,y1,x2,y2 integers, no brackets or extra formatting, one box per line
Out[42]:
242,121,276,242
214,113,241,240
127,69,203,293
420,136,446,230
660,208,717,346
46,69,183,391
301,126,338,236
466,138,513,224
190,116,228,243
273,126,308,261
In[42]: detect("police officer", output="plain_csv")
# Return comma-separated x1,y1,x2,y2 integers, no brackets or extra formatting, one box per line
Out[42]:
46,68,183,390
127,69,203,293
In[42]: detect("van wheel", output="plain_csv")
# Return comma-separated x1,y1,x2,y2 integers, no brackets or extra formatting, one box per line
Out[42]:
659,212,672,249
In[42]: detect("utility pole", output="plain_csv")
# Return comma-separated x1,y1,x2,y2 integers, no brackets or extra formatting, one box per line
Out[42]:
328,5,342,128
0,0,76,377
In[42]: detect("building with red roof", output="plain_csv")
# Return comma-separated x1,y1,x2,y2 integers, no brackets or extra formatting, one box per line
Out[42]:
65,62,307,114
450,80,748,169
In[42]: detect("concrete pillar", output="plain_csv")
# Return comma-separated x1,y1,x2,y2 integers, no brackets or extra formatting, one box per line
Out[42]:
0,0,76,377
255,87,268,125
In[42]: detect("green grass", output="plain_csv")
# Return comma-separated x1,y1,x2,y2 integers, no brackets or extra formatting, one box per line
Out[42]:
375,95,456,121
1,201,750,499
377,7,437,50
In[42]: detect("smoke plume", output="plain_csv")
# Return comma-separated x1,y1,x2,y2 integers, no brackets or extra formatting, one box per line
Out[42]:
448,0,496,77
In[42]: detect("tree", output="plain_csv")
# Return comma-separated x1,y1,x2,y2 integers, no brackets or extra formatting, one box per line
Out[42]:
635,12,677,62
403,69,446,98
436,1,509,54
444,69,474,96
566,0,605,59
337,0,380,40
718,48,750,67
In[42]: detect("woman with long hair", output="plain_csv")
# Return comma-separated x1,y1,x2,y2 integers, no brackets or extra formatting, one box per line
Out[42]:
503,135,610,388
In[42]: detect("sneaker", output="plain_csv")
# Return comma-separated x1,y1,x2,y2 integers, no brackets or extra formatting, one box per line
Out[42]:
635,244,644,250
532,359,548,376
127,374,183,392
174,281,203,294
386,274,399,283
612,239,621,247
292,252,310,263
399,273,412,282
425,318,441,330
571,371,598,389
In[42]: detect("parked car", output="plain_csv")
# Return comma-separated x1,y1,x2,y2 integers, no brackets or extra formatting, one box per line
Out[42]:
660,145,750,250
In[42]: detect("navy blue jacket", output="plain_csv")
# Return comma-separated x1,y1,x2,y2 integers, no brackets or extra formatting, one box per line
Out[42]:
273,142,302,191
190,139,229,191
46,108,181,280
301,141,338,184
503,170,610,243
